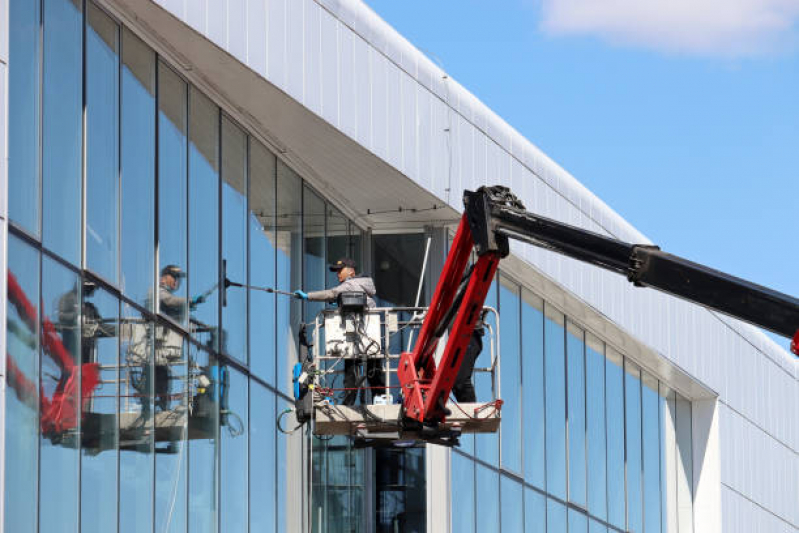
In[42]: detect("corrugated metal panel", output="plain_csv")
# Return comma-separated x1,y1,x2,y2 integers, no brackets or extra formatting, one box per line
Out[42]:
266,0,287,90
303,0,321,115
228,0,247,62
320,9,338,127
247,0,267,75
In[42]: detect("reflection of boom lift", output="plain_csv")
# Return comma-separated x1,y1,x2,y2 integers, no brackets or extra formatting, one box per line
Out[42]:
297,186,799,447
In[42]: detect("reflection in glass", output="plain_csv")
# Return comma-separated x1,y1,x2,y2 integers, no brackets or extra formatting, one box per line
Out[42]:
80,285,119,533
4,236,40,532
42,0,83,265
8,0,41,235
372,234,426,308
86,4,120,283
476,464,499,533
626,361,643,533
475,281,498,465
375,448,425,533
121,28,156,310
158,62,188,325
325,205,349,289
250,381,276,532
189,346,219,533
589,518,609,533
642,372,662,533
567,320,587,506
499,278,522,474
249,140,276,382
221,369,249,532
303,186,326,323
521,291,545,489
606,348,626,530
119,303,154,533
312,436,365,533
39,258,80,533
500,476,523,532
546,498,567,533
568,509,588,532
451,452,475,533
188,88,220,349
222,117,248,361
276,161,302,395
524,487,545,533
585,334,607,521
544,303,566,500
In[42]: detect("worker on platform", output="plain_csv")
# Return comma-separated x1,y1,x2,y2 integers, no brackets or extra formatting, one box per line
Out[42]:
294,258,384,405
450,311,487,403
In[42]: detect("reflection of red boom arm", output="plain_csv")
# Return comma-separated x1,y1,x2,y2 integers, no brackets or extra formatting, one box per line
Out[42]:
6,272,100,436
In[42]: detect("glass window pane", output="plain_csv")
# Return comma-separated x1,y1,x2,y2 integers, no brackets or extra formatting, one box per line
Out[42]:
249,140,276,383
372,233,426,307
524,487,545,533
546,499,567,533
250,382,276,533
567,320,587,507
568,509,588,533
276,161,302,395
475,281,498,465
606,347,625,530
544,303,567,499
312,436,365,533
348,223,363,274
8,0,41,235
675,394,693,533
499,277,521,474
585,334,607,521
642,372,662,533
451,452,475,533
626,361,643,533
221,116,247,361
42,0,83,264
303,186,326,323
188,88,220,349
475,464,499,533
85,4,120,284
325,206,348,289
157,62,188,326
521,290,545,489
189,346,219,533
119,303,155,533
500,476,523,533
589,518,608,533
221,369,249,532
374,448,425,532
39,258,80,533
80,286,119,533
154,334,188,533
4,236,40,533
120,28,156,310
277,397,305,532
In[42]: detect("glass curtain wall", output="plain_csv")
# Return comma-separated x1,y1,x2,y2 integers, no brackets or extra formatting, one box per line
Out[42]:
450,274,695,533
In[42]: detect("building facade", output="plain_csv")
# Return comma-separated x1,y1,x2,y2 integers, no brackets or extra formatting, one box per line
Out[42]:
0,0,796,532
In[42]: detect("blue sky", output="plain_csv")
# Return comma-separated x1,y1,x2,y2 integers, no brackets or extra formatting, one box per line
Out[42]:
366,0,799,352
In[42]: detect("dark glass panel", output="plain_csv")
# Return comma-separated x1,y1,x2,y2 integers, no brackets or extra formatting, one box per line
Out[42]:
372,233,426,307
475,464,499,533
154,334,188,533
221,116,248,361
499,277,521,474
325,205,348,289
8,0,41,235
500,475,523,533
188,88,220,349
157,62,188,326
248,140,276,383
606,348,625,530
42,0,83,264
451,452,475,533
523,487,545,533
626,362,644,533
221,369,249,532
546,498,567,533
120,28,156,310
39,258,80,533
544,303,566,499
119,303,154,533
275,161,302,395
85,4,120,283
80,286,119,533
348,223,363,274
375,448,425,533
188,346,219,533
4,235,40,533
475,281,498,465
521,290,545,489
585,333,607,521
250,381,276,533
642,372,662,533
303,186,325,323
567,320,587,507
313,436,365,533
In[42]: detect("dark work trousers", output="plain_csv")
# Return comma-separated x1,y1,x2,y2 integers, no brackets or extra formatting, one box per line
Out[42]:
452,331,483,403
343,358,386,406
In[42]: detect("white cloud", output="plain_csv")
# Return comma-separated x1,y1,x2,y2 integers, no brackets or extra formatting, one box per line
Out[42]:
540,0,799,57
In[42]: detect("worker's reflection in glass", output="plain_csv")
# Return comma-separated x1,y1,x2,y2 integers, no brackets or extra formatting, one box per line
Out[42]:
451,312,487,403
295,257,385,405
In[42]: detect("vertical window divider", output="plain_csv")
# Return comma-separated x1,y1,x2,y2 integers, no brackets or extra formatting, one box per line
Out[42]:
77,3,88,531
216,105,223,533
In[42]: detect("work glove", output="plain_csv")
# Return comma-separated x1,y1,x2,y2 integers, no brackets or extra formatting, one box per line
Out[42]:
189,294,205,310
294,290,308,300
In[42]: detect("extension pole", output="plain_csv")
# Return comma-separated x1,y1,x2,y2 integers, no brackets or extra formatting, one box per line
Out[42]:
224,279,296,297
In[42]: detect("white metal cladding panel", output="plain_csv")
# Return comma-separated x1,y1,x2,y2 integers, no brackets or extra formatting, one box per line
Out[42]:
304,0,321,117
722,487,798,533
247,0,267,75
266,0,287,91
319,9,338,127
285,0,303,101
338,24,356,139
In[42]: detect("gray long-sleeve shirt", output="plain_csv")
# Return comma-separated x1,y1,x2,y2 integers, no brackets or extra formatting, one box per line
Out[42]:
307,276,377,308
